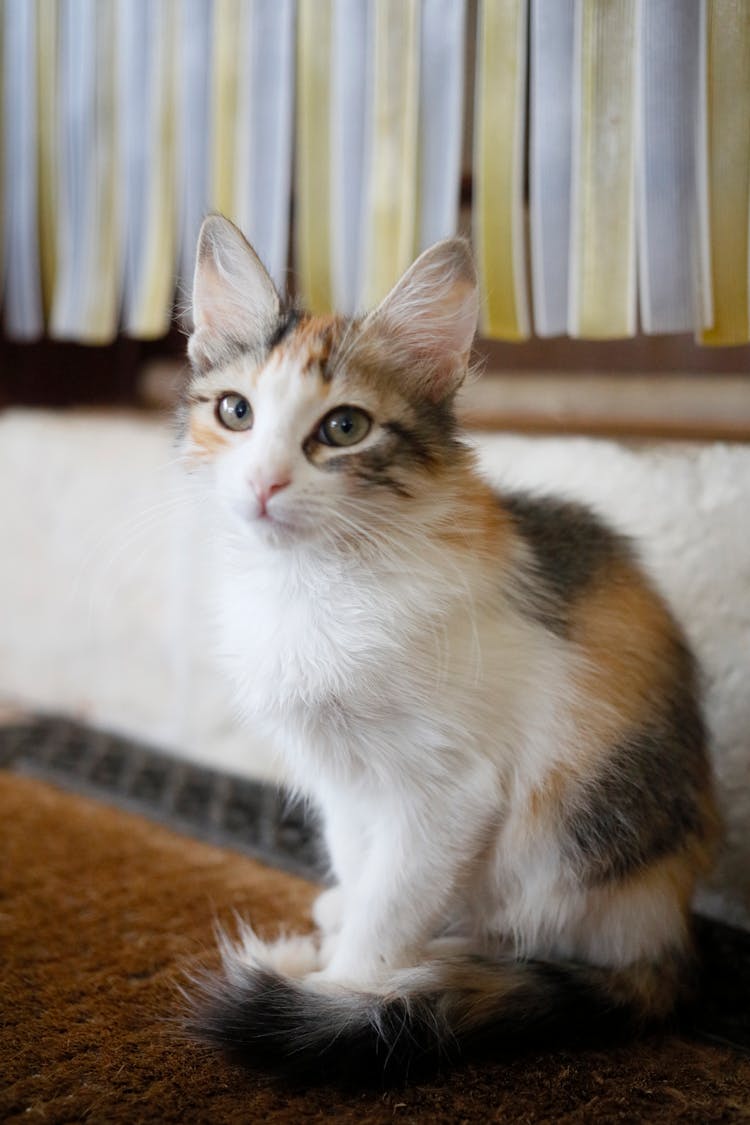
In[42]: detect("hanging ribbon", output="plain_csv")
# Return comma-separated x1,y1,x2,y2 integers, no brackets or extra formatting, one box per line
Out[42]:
529,0,576,337
362,0,420,308
637,0,702,336
176,0,213,293
119,0,178,339
699,1,750,346
2,0,43,339
331,0,370,314
474,0,530,341
417,0,466,252
296,0,334,312
50,0,119,343
568,0,637,339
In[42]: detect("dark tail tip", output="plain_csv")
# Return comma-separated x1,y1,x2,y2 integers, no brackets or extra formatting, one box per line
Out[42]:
183,963,461,1085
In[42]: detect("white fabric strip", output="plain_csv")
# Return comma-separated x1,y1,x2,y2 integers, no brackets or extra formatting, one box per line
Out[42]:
694,2,713,334
129,1,178,338
117,0,177,338
176,0,213,295
232,0,295,291
637,0,702,335
1,0,43,339
50,0,119,343
529,0,575,337
116,0,151,329
417,0,466,252
50,0,88,338
361,0,421,308
331,0,371,313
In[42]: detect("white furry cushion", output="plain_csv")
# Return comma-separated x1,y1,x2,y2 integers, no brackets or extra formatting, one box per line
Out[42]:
0,410,747,927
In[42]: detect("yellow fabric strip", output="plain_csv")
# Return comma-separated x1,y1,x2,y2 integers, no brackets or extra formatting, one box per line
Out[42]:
362,0,420,308
83,1,119,344
36,0,57,320
568,0,637,339
211,0,243,219
129,0,177,339
473,0,529,341
699,2,750,346
295,0,333,313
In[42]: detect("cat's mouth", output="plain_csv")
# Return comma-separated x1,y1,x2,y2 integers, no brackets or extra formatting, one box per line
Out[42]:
226,493,296,537
247,503,308,542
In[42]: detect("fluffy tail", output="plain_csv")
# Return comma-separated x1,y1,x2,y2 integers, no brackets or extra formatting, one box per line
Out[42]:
184,937,692,1083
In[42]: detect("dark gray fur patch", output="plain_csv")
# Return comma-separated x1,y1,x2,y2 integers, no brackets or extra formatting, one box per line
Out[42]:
381,398,464,469
325,443,414,498
308,400,466,497
189,308,300,379
564,643,711,884
501,493,629,638
266,307,301,351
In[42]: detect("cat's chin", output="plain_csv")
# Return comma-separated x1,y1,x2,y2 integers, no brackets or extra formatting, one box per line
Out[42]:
231,508,315,548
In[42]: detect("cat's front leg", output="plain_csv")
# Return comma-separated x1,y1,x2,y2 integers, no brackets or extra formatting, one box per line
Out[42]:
316,780,497,989
312,886,345,934
311,787,370,943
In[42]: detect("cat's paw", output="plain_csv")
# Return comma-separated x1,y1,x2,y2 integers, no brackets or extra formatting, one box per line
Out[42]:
312,886,345,934
218,922,321,980
263,933,321,978
318,930,339,969
304,966,375,994
305,950,389,994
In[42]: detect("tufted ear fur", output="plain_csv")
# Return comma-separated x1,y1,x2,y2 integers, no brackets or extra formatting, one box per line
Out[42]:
356,239,479,402
189,215,281,372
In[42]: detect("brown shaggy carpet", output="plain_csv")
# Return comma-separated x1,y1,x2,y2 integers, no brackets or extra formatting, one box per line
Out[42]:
3,771,750,1124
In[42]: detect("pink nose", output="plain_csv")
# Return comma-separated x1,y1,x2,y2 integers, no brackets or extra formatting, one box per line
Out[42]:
253,477,291,513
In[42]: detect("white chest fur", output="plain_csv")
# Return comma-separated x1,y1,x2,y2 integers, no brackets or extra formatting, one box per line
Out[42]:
215,533,562,799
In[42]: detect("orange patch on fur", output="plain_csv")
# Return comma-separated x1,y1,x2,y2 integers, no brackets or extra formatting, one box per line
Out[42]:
569,560,682,747
613,849,699,914
577,851,700,1014
523,561,696,804
527,766,569,820
583,849,698,954
436,473,514,559
187,416,232,461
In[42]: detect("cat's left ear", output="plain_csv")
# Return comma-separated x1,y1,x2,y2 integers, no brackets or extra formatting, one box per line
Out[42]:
189,215,281,372
361,239,479,401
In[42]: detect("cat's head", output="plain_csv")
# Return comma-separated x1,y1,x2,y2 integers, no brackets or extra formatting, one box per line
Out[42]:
183,215,478,548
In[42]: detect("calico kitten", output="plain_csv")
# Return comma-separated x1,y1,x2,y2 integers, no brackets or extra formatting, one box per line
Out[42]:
182,215,717,1080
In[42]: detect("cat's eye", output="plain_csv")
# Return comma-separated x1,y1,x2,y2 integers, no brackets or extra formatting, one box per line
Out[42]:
317,406,371,447
217,394,253,431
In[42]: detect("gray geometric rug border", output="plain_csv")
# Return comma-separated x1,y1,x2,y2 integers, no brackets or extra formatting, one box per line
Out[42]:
0,716,325,881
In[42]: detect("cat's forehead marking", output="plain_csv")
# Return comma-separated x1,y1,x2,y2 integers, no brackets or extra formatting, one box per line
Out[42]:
276,314,346,382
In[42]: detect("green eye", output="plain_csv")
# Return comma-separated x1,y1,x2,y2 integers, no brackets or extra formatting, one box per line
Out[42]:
318,406,371,447
217,394,253,431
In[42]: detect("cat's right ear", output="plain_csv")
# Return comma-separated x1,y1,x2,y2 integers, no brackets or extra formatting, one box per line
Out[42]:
188,215,281,372
358,239,479,402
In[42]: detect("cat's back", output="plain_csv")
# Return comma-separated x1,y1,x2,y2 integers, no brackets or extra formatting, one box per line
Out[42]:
495,485,704,754
491,486,718,884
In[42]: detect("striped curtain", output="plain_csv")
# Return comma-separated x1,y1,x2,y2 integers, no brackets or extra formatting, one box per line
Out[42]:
2,0,750,345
